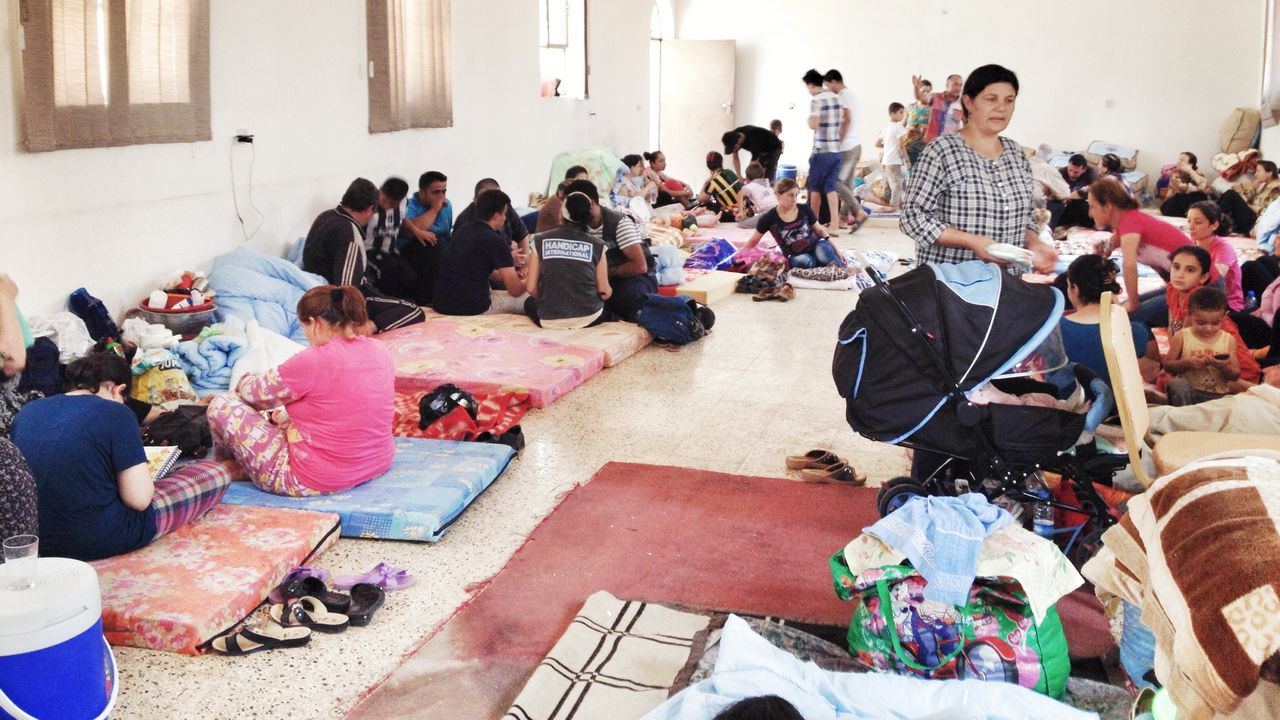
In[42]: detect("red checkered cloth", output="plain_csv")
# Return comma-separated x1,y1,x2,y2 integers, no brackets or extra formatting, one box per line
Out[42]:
392,390,531,441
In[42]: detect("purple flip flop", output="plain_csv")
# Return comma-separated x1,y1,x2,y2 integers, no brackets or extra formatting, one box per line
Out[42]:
332,562,415,591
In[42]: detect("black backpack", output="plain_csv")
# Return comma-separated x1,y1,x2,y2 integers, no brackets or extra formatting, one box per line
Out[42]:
142,405,213,458
636,294,715,345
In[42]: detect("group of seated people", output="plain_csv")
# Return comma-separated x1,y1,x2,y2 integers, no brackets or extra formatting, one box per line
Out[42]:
1054,173,1280,409
1043,147,1280,243
0,280,416,560
304,171,659,333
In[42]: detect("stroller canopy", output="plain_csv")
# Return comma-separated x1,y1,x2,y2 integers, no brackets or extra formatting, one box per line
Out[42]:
833,261,1065,447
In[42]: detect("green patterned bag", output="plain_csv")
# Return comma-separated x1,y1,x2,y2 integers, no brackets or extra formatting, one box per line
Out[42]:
830,550,1070,698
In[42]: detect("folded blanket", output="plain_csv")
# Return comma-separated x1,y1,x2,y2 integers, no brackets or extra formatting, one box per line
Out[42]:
1083,456,1280,719
175,333,246,390
864,493,1012,605
208,247,324,344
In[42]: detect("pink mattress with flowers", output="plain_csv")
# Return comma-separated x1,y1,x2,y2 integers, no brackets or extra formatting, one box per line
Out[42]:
91,503,340,654
377,318,606,408
418,310,651,368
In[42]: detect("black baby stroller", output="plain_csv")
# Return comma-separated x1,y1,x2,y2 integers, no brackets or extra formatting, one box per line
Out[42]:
832,260,1126,557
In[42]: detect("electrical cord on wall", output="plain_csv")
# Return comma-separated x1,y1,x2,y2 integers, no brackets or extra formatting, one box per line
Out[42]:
230,138,264,242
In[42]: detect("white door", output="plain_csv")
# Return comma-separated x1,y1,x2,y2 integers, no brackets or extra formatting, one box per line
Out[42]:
658,40,735,188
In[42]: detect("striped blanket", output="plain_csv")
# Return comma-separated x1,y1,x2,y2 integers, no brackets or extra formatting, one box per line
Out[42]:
1083,456,1280,718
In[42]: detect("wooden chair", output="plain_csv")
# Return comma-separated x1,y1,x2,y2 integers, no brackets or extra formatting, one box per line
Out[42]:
1098,292,1280,485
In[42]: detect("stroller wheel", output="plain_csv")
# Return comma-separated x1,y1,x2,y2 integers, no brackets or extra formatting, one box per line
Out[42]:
876,477,926,517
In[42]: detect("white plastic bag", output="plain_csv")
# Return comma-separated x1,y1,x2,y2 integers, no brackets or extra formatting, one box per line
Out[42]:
27,312,94,363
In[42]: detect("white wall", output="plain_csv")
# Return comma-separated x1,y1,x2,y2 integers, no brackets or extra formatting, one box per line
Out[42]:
675,0,1265,182
0,0,654,316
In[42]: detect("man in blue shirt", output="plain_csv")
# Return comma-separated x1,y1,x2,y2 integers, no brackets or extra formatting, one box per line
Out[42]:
401,170,453,304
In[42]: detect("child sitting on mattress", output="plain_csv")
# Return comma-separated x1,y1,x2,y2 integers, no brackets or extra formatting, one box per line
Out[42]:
1161,244,1259,393
208,286,395,497
1163,286,1239,406
11,352,230,560
735,161,779,228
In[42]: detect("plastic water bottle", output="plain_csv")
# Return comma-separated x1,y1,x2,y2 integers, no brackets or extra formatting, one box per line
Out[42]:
1246,290,1259,312
1031,489,1055,540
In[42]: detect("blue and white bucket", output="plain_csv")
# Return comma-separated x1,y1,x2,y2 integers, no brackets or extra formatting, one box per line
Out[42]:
776,164,798,181
0,558,117,720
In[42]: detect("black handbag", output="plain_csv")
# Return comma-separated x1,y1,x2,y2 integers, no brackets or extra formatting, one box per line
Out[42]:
142,404,213,458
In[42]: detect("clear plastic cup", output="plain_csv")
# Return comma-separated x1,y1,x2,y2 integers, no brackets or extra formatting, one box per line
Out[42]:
3,534,38,590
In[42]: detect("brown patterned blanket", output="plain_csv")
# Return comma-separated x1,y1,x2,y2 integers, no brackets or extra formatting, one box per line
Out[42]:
1083,456,1280,719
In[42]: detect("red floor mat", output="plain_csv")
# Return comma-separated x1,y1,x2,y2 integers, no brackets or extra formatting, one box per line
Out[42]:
349,462,880,719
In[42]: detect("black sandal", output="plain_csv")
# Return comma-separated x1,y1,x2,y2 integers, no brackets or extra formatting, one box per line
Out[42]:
270,597,350,633
347,583,386,627
210,623,312,655
276,576,351,615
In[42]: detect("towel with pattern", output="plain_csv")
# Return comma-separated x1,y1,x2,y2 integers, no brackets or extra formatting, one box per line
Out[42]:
1083,456,1280,719
864,493,1013,606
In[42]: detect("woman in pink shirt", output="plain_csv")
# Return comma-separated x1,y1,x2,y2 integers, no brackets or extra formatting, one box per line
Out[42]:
208,286,395,496
1187,200,1244,312
1089,177,1190,324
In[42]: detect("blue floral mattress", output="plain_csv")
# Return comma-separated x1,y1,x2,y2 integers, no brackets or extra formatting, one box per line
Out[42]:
221,437,516,542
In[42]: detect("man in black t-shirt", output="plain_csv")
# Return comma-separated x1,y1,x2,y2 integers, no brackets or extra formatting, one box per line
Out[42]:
454,178,531,280
722,125,783,185
433,189,527,316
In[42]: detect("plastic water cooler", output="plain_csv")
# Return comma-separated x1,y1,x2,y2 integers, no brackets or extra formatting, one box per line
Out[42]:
0,558,117,720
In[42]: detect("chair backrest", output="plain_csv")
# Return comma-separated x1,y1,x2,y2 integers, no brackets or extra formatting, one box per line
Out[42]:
1099,292,1155,488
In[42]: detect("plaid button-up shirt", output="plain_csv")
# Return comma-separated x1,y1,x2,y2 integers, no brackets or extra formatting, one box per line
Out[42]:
900,133,1036,269
809,90,844,154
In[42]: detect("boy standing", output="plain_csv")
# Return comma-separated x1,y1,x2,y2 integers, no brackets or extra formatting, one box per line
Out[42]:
804,68,844,232
877,103,908,208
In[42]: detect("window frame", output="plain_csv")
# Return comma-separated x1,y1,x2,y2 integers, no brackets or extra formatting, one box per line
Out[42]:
367,0,454,133
537,0,587,100
19,0,211,153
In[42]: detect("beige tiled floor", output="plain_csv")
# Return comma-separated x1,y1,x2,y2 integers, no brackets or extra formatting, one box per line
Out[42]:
111,225,914,719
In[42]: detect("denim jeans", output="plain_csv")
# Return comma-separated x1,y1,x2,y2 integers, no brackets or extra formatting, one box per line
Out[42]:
789,238,839,268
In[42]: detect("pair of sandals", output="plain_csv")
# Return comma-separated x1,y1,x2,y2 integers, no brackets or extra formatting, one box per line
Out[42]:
785,449,867,486
752,283,795,302
210,575,387,655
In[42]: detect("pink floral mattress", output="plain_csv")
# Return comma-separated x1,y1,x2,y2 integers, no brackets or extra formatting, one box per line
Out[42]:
90,504,340,654
377,319,606,408
418,311,650,368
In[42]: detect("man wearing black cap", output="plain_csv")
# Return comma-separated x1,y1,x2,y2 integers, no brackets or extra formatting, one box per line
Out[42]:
721,124,782,185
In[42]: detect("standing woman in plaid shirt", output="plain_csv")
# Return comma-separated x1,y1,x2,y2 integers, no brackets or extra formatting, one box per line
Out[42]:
900,65,1057,274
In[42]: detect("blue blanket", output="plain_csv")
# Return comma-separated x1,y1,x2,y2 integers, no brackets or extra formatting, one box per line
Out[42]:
208,247,323,344
174,333,246,390
642,615,1096,720
864,494,1012,606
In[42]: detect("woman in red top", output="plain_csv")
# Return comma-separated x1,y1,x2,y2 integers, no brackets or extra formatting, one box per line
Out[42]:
1089,177,1190,324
